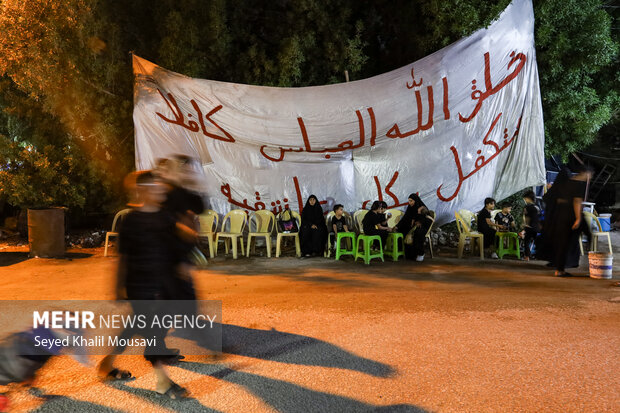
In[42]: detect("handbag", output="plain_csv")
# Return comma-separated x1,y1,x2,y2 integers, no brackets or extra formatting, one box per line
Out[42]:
404,227,416,245
278,208,298,233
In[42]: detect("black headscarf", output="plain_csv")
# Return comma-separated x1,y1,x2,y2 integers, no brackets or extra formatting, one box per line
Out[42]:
543,167,570,215
301,195,325,227
397,193,426,233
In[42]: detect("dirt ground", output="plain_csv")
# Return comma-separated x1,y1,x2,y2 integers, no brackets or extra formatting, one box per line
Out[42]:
0,234,618,413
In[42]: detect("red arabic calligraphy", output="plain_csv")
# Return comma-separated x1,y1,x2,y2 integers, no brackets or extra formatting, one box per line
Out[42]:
458,51,526,123
386,71,437,140
155,89,235,142
442,76,450,120
361,171,408,209
220,176,327,215
259,107,377,162
436,113,522,202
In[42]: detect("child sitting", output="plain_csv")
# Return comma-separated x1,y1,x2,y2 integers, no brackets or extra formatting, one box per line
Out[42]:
494,202,516,232
362,201,393,248
330,204,349,249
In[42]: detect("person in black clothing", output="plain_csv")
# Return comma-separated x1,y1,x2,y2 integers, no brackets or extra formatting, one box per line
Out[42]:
540,166,592,276
477,197,502,258
98,172,192,399
520,190,541,261
329,204,350,249
299,195,327,257
410,207,434,262
362,201,393,248
396,193,427,234
396,193,428,260
494,202,516,232
155,155,205,300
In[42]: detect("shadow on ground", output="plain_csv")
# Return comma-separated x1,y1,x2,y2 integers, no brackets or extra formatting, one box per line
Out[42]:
0,252,29,267
108,382,222,413
201,253,598,292
171,323,395,378
179,362,428,413
108,324,414,412
29,387,124,413
0,252,93,267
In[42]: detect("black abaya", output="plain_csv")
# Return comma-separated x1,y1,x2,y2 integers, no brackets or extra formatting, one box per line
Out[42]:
541,169,588,271
397,193,428,260
396,193,427,235
299,195,327,256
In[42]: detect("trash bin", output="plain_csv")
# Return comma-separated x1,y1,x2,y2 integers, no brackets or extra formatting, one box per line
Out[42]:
598,214,611,232
27,208,65,258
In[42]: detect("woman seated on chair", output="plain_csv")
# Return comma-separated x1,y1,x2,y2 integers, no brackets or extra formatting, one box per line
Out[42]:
396,194,430,261
396,193,426,234
410,207,433,262
299,195,327,257
362,201,393,248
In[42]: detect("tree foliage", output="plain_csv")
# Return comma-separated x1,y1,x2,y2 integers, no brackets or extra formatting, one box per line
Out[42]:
0,0,617,213
534,0,618,157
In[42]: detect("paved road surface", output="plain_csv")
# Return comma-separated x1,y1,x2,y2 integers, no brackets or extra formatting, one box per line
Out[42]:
0,234,618,412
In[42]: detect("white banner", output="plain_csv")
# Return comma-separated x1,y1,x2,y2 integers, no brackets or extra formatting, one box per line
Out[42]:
133,0,545,224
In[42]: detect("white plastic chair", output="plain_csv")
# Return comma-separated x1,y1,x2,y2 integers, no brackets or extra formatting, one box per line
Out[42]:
385,209,404,228
246,210,276,257
353,209,369,234
425,211,436,258
275,210,301,257
455,209,484,259
104,208,132,257
583,211,612,253
215,210,248,259
197,210,219,258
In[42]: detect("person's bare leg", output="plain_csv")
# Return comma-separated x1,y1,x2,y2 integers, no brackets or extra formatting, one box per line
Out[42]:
154,361,172,393
154,361,186,398
97,355,116,377
97,355,132,380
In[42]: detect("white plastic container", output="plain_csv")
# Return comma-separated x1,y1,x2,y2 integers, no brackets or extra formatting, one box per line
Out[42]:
588,252,613,279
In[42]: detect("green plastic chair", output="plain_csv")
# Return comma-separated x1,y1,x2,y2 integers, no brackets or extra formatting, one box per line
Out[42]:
384,232,404,261
495,232,520,259
325,211,355,258
355,234,384,265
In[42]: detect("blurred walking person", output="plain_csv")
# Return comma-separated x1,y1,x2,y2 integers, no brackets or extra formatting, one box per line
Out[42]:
540,166,592,276
98,171,194,399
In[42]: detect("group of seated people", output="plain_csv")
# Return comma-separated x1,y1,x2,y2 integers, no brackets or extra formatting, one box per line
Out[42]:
474,190,540,260
297,193,433,262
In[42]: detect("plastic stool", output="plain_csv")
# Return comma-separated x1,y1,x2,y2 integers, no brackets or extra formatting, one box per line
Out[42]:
355,235,384,265
332,232,356,260
384,232,404,261
495,232,520,259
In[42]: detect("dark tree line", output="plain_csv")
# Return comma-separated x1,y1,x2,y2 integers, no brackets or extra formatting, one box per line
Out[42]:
0,0,617,213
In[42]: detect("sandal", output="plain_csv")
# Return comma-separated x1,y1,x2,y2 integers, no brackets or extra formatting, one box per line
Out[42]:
101,368,133,381
158,382,187,400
